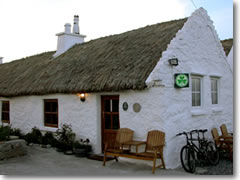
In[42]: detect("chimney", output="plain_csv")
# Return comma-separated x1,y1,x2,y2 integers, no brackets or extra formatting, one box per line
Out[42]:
73,15,80,34
0,57,3,64
53,15,86,57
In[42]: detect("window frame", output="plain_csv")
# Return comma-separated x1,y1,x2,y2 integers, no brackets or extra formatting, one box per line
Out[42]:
191,75,202,108
1,101,10,123
44,99,58,128
210,77,219,105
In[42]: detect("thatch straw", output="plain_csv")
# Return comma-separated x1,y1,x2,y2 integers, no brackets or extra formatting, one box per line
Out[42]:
0,18,187,97
221,38,233,56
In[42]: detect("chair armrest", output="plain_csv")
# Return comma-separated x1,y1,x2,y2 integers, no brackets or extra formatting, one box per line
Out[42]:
219,136,233,141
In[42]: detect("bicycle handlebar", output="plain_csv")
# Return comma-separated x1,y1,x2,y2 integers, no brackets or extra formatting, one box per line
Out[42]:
176,129,208,137
176,132,187,136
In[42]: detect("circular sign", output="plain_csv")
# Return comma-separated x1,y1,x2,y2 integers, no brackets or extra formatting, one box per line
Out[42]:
133,103,141,113
122,102,128,111
175,74,189,88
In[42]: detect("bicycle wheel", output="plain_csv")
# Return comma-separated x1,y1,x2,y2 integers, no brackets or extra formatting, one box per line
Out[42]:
206,141,219,165
180,145,196,173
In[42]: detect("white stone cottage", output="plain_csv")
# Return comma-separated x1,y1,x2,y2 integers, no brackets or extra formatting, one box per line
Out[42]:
0,8,233,169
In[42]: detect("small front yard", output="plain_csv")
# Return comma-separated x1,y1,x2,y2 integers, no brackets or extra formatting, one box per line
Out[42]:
0,145,190,176
0,145,233,176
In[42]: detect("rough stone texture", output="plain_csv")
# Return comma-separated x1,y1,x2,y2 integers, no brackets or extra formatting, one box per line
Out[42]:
0,139,27,160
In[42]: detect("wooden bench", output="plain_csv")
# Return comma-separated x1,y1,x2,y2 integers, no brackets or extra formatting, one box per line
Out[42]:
103,129,166,174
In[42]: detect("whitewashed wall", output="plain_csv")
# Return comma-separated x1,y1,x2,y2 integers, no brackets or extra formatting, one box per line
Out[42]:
146,8,233,169
0,94,101,153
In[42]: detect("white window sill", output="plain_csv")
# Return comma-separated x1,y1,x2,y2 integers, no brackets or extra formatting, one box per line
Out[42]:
191,109,206,116
212,106,223,113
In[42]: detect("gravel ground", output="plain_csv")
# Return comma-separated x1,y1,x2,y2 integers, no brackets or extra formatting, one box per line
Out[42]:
0,145,233,176
195,156,233,175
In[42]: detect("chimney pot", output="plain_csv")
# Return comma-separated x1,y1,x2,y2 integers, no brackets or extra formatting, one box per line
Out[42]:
64,23,71,33
0,57,3,64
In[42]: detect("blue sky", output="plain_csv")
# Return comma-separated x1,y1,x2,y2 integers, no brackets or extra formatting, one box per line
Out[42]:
184,0,233,40
0,0,234,63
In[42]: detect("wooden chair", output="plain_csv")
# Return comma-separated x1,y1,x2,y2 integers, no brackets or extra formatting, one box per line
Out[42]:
103,128,134,165
137,130,166,173
220,124,233,138
211,128,233,159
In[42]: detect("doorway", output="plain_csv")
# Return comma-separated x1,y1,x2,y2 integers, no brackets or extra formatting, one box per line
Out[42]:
101,95,119,152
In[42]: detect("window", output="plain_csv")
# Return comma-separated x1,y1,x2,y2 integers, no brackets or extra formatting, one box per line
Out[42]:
211,78,218,104
192,76,201,107
44,99,58,128
2,101,10,123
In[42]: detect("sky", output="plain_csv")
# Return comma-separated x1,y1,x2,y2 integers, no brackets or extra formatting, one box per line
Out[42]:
0,0,234,63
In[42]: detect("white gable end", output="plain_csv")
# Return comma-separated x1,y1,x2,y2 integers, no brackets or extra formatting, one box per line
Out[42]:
146,8,233,169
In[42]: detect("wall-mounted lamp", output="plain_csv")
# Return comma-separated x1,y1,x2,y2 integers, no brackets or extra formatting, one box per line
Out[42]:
168,58,178,66
77,93,86,102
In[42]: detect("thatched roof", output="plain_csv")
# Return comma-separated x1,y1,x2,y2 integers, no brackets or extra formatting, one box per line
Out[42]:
0,18,187,97
221,38,233,56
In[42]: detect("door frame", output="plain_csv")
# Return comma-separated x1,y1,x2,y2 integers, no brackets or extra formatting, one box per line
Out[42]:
101,95,120,152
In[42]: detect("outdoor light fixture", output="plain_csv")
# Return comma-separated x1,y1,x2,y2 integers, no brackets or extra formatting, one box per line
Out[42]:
77,93,86,102
168,58,179,66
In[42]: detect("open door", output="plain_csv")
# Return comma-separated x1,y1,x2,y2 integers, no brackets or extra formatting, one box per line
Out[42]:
101,95,119,152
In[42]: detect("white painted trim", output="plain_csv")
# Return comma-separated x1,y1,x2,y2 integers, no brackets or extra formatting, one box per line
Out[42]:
190,72,207,76
191,109,207,116
209,74,222,78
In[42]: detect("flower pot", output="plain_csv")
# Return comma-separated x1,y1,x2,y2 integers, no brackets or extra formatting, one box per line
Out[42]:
73,147,86,157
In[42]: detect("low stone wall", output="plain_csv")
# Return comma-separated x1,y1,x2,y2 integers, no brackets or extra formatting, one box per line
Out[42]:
0,139,27,160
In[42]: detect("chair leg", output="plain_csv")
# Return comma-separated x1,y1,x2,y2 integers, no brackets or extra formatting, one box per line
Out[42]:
103,153,106,166
115,156,119,162
152,158,157,174
160,153,166,169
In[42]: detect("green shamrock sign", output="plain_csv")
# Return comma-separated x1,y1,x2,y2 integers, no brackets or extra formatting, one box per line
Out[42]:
174,74,189,88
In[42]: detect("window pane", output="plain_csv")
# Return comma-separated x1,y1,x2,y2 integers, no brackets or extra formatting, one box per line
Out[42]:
112,115,119,129
2,101,9,111
105,114,111,129
2,112,9,121
192,79,196,91
45,102,51,112
112,100,119,112
211,79,217,91
195,93,201,106
212,92,218,104
104,100,111,112
51,102,58,112
192,93,195,106
192,77,201,107
211,79,218,105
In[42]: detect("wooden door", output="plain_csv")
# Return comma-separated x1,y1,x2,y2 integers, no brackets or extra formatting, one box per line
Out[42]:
101,95,120,151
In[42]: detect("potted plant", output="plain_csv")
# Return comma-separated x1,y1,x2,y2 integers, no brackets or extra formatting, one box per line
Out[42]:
84,139,92,157
73,139,86,157
73,138,92,157
55,124,76,154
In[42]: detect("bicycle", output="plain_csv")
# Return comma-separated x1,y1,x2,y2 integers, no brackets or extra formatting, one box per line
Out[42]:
176,129,219,173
